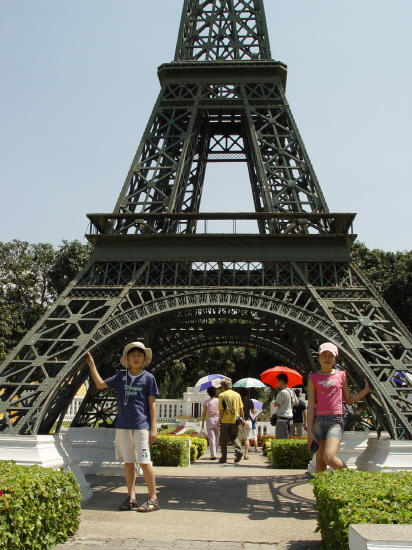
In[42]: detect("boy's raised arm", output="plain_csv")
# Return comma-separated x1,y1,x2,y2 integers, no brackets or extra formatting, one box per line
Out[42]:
84,352,108,390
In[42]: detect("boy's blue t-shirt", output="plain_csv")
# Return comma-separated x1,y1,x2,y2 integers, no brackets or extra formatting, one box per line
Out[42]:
105,369,159,430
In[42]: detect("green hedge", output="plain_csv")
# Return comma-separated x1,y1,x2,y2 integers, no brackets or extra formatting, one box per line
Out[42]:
262,438,272,457
157,434,207,462
186,436,207,460
150,436,190,466
269,439,313,469
0,461,81,550
311,469,412,550
257,435,275,450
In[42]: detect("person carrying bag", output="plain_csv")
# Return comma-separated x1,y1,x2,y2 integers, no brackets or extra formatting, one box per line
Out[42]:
217,379,245,463
273,373,299,439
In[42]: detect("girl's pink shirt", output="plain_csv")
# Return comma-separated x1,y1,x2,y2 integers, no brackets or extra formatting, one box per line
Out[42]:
310,370,345,415
202,397,219,421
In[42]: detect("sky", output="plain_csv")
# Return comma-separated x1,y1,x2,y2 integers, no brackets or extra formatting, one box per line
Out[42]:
1,0,411,252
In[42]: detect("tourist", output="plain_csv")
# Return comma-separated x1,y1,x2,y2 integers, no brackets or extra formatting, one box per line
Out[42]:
273,373,299,439
201,386,220,460
85,342,159,512
291,388,307,437
218,378,244,463
250,418,260,452
236,387,256,460
307,342,371,472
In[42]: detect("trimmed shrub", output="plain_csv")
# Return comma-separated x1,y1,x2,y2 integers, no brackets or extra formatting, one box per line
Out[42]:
270,439,312,469
311,469,412,550
262,438,273,457
150,436,190,466
257,435,275,448
188,436,207,460
0,461,81,550
160,434,207,461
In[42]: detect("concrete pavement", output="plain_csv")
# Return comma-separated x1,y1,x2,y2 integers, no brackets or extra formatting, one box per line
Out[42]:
53,449,321,550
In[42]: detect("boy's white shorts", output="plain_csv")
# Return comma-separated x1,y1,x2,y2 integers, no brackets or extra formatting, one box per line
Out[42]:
115,428,151,464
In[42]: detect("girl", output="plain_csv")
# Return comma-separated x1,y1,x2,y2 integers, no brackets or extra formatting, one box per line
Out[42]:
307,342,371,472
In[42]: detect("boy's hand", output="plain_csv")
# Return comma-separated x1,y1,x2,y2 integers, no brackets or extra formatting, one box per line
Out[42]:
84,352,94,368
149,426,157,444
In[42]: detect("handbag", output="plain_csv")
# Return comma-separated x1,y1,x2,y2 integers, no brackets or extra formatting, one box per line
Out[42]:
270,413,278,426
236,416,243,425
198,427,207,439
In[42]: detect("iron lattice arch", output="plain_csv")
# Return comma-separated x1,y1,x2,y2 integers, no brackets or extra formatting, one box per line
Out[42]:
1,0,412,441
1,259,411,438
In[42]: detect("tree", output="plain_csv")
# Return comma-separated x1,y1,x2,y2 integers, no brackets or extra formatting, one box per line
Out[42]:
48,239,92,296
0,239,91,361
156,345,274,399
351,242,412,332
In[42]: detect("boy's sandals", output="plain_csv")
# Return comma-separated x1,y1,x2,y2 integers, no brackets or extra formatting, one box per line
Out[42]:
118,496,137,511
137,498,159,513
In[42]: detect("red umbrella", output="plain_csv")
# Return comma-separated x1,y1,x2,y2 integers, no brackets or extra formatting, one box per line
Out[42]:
259,366,304,388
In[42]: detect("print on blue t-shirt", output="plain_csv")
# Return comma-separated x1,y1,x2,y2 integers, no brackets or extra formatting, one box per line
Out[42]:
104,370,159,430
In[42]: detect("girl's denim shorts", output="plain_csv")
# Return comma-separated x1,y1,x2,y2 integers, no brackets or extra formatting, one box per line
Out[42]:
312,414,344,441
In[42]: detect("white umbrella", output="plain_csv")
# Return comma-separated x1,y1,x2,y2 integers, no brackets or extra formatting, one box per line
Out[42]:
193,374,227,392
233,377,267,388
250,399,263,420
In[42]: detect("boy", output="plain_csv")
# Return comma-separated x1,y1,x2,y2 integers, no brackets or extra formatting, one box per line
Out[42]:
85,341,159,512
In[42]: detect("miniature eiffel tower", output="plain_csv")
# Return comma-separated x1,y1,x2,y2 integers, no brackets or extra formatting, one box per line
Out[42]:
1,0,411,439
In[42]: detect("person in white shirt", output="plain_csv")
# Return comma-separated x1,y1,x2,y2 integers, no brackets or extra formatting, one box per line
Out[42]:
274,373,298,439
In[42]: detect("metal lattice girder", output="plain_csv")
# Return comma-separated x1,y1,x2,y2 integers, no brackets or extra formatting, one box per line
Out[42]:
113,81,329,236
1,258,411,438
175,0,272,61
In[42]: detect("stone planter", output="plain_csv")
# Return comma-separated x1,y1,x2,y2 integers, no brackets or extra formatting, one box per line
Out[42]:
308,431,379,474
356,435,412,471
0,433,92,501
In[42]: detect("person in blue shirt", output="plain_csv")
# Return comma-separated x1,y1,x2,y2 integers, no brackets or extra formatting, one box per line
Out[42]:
85,341,159,512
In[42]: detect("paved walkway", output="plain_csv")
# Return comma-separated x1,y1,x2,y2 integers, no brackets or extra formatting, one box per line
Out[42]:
54,450,321,550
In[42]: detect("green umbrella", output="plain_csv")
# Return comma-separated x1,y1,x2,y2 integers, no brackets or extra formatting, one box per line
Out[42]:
233,377,267,388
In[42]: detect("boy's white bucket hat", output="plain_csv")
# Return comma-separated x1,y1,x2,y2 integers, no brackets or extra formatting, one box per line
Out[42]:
121,342,152,367
318,342,339,357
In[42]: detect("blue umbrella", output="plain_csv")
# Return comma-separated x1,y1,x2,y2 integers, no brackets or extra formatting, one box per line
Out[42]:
193,374,227,392
251,399,263,410
250,399,263,420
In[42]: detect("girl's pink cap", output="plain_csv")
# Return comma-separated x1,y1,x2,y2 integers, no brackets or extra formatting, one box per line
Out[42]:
318,342,338,357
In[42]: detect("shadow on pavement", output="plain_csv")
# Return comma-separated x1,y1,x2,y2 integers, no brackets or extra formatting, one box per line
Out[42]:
83,472,317,522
